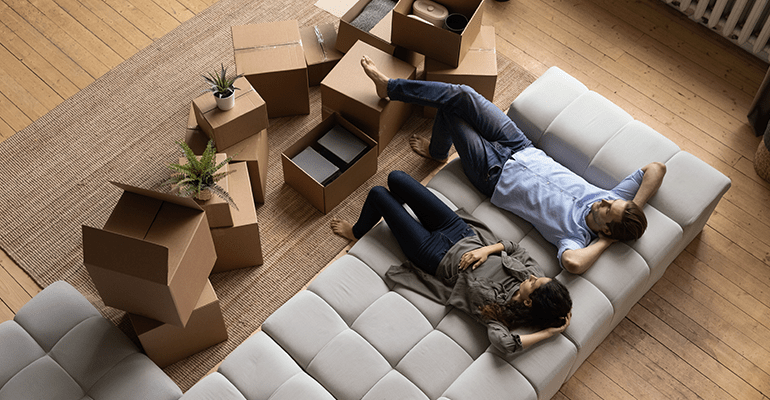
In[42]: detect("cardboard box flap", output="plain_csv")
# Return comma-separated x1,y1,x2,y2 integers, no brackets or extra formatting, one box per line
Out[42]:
110,181,204,211
194,78,261,116
144,202,206,278
315,0,360,18
82,225,170,283
232,22,306,74
300,24,343,65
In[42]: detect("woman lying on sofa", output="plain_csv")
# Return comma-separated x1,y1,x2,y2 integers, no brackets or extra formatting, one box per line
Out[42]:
331,170,572,356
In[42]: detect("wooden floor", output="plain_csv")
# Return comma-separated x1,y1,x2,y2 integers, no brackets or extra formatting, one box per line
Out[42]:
2,0,770,398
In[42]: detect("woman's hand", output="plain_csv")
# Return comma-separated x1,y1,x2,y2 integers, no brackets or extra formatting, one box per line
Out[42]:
548,311,571,335
459,249,487,270
519,312,571,349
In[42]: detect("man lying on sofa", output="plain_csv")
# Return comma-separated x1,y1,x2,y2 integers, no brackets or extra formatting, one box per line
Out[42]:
361,56,666,274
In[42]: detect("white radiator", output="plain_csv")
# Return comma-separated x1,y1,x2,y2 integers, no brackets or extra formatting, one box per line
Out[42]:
663,0,770,62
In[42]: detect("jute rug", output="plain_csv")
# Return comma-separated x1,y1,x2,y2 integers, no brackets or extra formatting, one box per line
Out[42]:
0,0,535,391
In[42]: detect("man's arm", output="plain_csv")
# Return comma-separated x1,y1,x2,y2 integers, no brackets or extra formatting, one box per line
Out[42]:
633,162,666,207
560,236,615,274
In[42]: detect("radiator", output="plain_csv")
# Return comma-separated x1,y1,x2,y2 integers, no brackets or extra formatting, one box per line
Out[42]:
662,0,770,62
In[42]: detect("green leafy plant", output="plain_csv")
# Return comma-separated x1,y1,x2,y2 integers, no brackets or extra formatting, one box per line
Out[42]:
202,64,244,98
167,139,238,210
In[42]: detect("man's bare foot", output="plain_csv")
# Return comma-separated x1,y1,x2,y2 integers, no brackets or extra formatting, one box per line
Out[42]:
409,134,447,162
361,55,390,99
331,218,357,241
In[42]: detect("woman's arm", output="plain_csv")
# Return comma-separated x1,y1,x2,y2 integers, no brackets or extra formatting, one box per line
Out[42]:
487,313,571,356
520,312,571,348
459,242,505,270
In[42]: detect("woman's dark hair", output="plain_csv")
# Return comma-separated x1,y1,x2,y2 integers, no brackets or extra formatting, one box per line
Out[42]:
479,279,572,331
607,201,647,241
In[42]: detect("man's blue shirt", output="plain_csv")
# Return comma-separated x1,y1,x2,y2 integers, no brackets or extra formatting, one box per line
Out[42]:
490,146,644,263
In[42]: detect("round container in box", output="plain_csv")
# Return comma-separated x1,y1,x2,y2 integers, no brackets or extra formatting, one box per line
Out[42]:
412,0,449,27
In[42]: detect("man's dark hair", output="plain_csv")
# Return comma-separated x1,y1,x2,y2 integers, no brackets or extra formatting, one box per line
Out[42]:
607,201,647,241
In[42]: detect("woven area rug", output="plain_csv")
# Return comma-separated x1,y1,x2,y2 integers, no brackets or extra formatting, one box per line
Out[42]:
0,0,535,391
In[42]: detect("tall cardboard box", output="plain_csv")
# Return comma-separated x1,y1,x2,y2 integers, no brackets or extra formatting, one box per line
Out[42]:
129,280,227,368
192,77,269,150
180,153,233,228
301,24,344,86
186,115,270,204
82,183,216,327
232,21,310,118
210,162,263,272
424,25,497,117
391,0,484,68
321,41,415,154
282,113,378,214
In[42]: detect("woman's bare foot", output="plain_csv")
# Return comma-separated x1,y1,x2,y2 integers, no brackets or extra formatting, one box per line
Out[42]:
331,218,357,241
361,55,390,99
409,134,447,162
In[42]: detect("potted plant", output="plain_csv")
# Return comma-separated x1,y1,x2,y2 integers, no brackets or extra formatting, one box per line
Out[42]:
167,139,238,209
203,64,244,111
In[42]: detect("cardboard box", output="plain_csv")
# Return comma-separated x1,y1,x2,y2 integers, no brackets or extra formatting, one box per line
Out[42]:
300,24,344,86
185,128,270,205
282,113,378,214
192,77,269,150
315,0,397,55
178,153,233,228
232,21,310,118
82,183,216,327
210,162,263,273
129,280,227,368
321,40,415,154
424,25,497,117
391,0,484,68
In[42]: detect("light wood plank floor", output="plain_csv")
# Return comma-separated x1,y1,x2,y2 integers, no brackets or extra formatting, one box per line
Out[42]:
2,0,769,398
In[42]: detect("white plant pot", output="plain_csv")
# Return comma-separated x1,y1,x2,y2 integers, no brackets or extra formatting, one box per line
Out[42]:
215,91,235,111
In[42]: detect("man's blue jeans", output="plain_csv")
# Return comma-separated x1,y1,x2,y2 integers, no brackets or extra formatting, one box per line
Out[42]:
351,171,475,275
388,79,532,197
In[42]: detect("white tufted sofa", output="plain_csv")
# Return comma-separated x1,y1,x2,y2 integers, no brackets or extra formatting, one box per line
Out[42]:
180,66,731,400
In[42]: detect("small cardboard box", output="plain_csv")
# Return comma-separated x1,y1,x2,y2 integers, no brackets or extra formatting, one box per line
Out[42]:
211,162,263,273
129,280,227,368
232,21,310,118
321,40,415,154
316,0,397,55
282,113,378,214
424,25,497,117
179,153,233,228
192,77,269,150
185,128,270,205
300,24,344,86
391,0,484,68
82,183,216,327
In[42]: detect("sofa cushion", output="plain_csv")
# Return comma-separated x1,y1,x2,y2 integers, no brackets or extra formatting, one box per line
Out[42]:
396,330,474,400
0,321,45,388
441,352,537,400
436,309,489,359
362,370,429,400
426,159,487,214
507,66,588,145
0,356,85,400
347,222,407,278
180,373,247,400
506,333,577,399
87,353,180,400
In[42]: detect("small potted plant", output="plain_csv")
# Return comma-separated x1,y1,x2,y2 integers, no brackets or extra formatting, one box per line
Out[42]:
203,64,244,111
166,139,238,209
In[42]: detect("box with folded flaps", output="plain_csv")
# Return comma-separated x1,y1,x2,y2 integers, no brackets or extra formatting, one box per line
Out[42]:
321,40,415,154
424,25,497,117
186,114,270,205
210,162,263,273
301,23,344,86
232,20,310,118
391,0,484,68
192,77,268,150
315,0,397,55
82,182,216,327
129,280,227,368
179,153,233,228
282,112,378,214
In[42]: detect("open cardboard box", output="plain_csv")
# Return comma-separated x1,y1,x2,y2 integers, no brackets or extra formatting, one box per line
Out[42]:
210,162,263,272
321,40,415,154
129,280,227,368
192,77,269,150
391,0,484,68
232,20,310,118
301,23,345,86
82,182,216,327
282,112,378,214
315,0,397,55
424,25,497,117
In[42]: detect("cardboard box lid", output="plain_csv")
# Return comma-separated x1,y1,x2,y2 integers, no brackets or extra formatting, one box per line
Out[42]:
232,21,306,75
193,78,265,129
322,40,416,112
110,182,204,211
425,25,497,75
300,24,344,66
